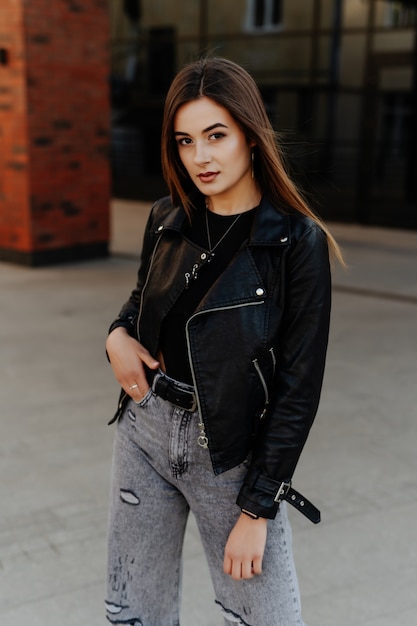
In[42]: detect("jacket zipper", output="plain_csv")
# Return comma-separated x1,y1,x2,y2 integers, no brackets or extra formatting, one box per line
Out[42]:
136,230,165,343
270,346,276,374
252,358,269,418
115,231,165,418
185,300,265,442
252,348,276,419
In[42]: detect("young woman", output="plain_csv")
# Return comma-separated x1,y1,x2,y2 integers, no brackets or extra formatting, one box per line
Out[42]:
105,57,342,626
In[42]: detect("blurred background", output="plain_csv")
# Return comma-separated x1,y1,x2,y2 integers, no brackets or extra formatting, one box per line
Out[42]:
109,0,417,229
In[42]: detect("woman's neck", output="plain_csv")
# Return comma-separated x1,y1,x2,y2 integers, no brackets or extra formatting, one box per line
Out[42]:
205,187,261,216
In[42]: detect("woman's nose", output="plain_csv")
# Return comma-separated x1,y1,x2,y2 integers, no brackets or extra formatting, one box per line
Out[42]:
193,141,211,165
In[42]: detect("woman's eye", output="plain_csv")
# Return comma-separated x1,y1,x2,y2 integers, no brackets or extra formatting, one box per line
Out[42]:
209,132,225,141
177,137,192,146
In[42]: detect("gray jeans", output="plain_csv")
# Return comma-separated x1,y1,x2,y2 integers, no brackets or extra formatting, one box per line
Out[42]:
106,378,306,626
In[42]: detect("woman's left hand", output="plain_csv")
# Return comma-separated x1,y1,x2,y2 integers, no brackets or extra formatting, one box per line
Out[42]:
223,513,268,580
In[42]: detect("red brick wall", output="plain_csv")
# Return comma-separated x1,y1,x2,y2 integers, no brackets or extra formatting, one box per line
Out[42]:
0,0,111,265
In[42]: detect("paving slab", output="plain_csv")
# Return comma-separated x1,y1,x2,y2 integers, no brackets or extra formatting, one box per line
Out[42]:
0,199,416,625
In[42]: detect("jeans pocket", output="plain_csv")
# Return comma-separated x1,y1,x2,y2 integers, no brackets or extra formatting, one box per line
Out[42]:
134,387,154,408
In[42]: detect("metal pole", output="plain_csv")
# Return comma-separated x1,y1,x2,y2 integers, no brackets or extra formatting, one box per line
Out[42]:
309,0,321,85
355,0,377,223
321,0,343,172
405,18,417,202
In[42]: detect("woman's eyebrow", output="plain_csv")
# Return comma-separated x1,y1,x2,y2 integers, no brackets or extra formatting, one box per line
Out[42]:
174,122,228,136
203,123,228,133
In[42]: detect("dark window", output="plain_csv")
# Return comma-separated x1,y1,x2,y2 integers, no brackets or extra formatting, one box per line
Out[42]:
271,0,282,26
386,0,417,27
254,0,266,28
250,0,283,30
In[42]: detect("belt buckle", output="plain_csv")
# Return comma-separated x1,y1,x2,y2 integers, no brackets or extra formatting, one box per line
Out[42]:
274,481,291,503
179,388,197,412
188,395,197,412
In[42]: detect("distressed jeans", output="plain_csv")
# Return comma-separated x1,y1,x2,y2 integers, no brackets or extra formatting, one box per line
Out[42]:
106,377,306,626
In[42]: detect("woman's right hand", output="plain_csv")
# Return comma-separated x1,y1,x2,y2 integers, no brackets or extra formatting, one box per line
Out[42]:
105,327,160,402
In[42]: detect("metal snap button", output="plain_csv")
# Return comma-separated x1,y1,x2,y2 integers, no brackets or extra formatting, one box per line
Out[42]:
280,236,288,243
256,288,265,296
201,252,207,260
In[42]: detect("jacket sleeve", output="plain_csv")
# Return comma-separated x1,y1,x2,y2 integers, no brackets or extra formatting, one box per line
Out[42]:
236,224,331,519
107,201,159,339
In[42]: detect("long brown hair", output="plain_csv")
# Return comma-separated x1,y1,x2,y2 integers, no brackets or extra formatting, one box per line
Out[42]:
161,57,343,264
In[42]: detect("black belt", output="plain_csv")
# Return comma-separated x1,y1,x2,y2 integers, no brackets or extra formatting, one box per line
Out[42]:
151,372,197,412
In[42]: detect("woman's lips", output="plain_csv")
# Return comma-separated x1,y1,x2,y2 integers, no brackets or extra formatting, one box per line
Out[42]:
198,172,218,183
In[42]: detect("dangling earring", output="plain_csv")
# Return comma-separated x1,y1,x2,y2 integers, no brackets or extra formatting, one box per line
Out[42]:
251,148,255,179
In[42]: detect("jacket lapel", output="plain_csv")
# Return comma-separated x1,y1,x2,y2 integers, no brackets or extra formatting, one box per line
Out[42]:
195,246,267,311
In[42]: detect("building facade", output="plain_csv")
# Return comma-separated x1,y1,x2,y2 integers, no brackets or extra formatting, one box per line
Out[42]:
109,0,417,228
0,0,111,265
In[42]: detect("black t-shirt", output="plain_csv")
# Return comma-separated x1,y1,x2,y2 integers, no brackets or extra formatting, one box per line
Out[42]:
159,203,257,385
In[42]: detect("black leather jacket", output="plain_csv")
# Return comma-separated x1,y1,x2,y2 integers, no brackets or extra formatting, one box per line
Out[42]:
109,195,331,519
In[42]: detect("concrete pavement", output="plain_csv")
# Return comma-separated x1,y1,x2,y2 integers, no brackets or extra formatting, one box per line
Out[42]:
1,198,417,625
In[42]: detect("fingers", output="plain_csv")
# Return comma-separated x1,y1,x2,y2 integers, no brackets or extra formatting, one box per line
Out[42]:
122,369,149,403
124,345,159,402
223,554,232,577
126,382,147,404
106,329,160,402
223,514,267,580
240,560,255,580
223,556,261,581
233,562,259,580
251,556,263,576
223,561,257,580
136,343,160,370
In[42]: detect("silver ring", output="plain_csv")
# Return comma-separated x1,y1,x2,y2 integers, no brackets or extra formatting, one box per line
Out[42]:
129,384,138,390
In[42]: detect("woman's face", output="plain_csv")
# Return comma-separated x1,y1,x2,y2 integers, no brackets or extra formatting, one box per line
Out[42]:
174,97,256,209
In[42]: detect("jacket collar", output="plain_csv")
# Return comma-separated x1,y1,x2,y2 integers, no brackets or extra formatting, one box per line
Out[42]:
249,196,291,246
158,203,186,232
159,195,292,246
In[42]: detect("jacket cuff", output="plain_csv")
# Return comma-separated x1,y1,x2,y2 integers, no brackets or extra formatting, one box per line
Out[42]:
108,312,138,337
236,468,290,520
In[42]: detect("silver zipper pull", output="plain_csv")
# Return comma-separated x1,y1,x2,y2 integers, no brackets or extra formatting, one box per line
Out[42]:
197,420,208,448
191,263,199,280
185,263,200,290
